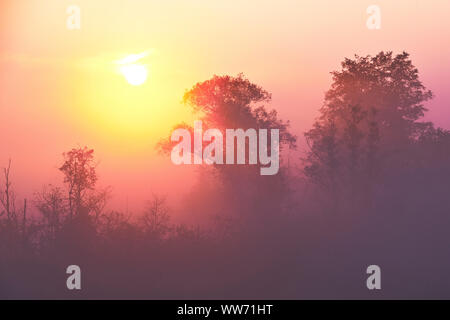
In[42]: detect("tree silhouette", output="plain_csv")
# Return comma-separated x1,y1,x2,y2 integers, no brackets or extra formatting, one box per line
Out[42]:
5,61,450,299
184,73,295,146
141,194,171,241
34,184,65,243
58,146,111,221
0,159,30,254
304,51,434,206
159,74,296,221
0,159,15,224
159,74,296,154
59,147,98,218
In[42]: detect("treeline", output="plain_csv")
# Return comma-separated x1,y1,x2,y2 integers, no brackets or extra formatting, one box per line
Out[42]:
2,51,450,299
0,147,207,256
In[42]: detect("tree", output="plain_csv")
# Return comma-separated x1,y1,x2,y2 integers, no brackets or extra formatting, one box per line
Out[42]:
0,159,15,223
97,210,139,250
141,194,171,241
159,74,296,156
184,73,295,145
34,184,66,242
57,146,111,225
304,51,434,208
0,159,29,253
159,74,296,220
59,146,98,218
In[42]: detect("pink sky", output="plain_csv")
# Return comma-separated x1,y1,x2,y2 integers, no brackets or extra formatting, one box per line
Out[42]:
1,0,450,216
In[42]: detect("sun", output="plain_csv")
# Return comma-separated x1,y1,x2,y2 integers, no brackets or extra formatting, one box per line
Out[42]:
116,52,151,86
120,64,148,86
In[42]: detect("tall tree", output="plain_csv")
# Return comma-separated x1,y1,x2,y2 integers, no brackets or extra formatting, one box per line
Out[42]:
159,74,296,220
304,51,433,203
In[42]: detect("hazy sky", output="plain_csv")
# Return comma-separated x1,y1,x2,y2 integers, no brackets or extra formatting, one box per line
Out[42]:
1,0,449,215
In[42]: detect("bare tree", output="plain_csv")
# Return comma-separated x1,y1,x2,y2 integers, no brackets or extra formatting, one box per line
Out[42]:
0,159,30,252
0,159,15,224
86,186,113,223
141,194,171,240
34,184,66,242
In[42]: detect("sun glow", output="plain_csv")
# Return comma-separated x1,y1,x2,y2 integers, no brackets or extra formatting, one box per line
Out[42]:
70,50,197,149
120,64,148,86
117,52,150,86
